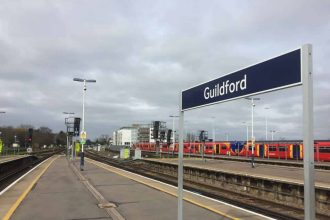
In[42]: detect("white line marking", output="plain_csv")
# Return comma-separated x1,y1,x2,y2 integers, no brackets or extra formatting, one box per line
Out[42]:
0,157,52,196
89,158,276,220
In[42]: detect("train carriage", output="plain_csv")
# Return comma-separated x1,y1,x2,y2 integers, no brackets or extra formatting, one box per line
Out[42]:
133,140,330,161
315,141,330,161
204,143,214,154
230,142,244,156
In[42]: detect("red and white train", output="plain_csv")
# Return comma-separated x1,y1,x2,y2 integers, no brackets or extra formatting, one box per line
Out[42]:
133,140,330,162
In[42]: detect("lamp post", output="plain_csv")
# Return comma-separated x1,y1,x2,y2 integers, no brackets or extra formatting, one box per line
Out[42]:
211,117,215,159
63,112,74,159
242,122,249,157
169,115,179,153
74,78,96,171
264,107,270,141
245,97,260,168
270,130,276,141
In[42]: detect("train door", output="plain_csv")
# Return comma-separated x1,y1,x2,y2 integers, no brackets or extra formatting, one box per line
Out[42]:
259,144,264,158
293,144,300,160
216,144,220,154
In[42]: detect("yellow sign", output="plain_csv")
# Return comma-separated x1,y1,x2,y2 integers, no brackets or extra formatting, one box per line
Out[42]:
120,148,130,159
124,149,129,158
75,142,81,153
80,131,87,139
0,139,2,153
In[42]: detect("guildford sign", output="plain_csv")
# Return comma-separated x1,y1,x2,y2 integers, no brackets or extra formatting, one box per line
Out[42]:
182,49,301,110
177,45,314,220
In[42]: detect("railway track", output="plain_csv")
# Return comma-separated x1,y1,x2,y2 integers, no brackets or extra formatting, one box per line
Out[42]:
86,150,329,220
0,148,64,192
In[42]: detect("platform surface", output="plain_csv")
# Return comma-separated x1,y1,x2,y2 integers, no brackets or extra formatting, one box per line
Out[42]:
5,156,109,220
0,155,274,220
144,157,330,187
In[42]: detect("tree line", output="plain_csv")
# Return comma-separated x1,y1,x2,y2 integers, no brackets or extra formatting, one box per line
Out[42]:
0,125,67,148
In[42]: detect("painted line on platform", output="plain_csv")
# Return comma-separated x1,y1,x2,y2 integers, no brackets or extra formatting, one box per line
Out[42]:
86,158,240,220
2,155,60,220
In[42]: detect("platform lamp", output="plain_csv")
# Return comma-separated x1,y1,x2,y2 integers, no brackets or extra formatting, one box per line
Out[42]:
245,97,260,168
73,78,96,171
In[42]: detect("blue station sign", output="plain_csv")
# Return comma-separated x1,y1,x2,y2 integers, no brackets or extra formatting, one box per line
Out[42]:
182,49,302,111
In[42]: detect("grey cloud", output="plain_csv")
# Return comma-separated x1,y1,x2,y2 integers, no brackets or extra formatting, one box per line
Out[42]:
0,0,329,140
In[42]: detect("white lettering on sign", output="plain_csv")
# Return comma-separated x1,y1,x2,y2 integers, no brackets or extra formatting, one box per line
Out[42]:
204,74,247,100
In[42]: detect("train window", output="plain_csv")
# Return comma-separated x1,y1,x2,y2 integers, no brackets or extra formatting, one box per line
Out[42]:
314,147,316,152
249,147,253,151
216,144,219,148
319,147,330,153
221,146,227,150
279,146,287,151
269,146,277,151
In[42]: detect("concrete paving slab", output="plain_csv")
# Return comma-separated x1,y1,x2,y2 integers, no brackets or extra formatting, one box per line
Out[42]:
9,156,110,220
82,161,228,220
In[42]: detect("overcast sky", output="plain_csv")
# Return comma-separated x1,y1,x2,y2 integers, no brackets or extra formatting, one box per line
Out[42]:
0,0,329,141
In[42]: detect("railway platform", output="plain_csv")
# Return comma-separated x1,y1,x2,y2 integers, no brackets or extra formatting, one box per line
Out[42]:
0,155,30,165
142,157,330,218
192,153,330,169
142,150,330,169
0,155,274,220
144,157,330,187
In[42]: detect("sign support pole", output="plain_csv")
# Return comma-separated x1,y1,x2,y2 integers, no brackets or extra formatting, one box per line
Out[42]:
178,94,184,220
302,44,314,220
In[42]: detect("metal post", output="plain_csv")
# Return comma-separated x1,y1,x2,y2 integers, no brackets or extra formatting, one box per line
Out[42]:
170,115,179,156
80,80,86,171
271,131,273,141
188,133,191,158
178,99,184,220
302,44,314,220
66,134,69,159
251,99,255,168
265,107,269,141
173,117,175,153
270,130,275,141
71,136,74,160
212,117,215,159
246,124,249,157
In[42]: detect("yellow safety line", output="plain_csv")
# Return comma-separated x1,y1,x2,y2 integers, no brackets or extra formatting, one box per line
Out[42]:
3,155,59,220
86,158,240,220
